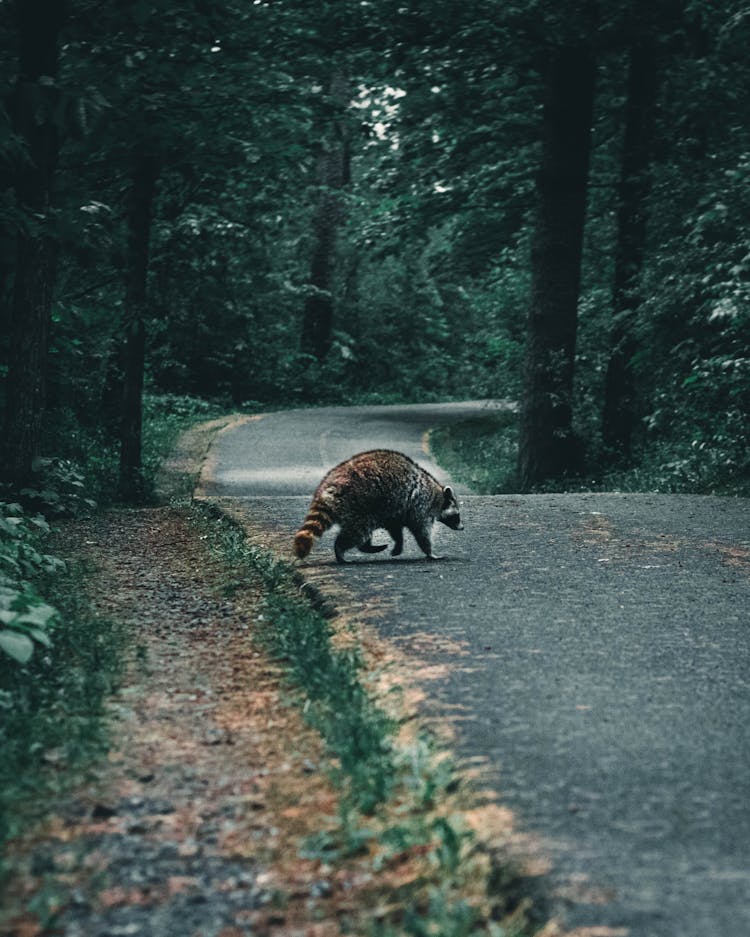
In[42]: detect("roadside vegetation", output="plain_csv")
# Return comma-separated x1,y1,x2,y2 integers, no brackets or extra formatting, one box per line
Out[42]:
431,410,750,497
196,504,543,935
1,404,546,934
0,536,126,865
0,395,217,871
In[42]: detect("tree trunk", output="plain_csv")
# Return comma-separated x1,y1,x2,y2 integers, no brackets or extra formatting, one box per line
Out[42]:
517,46,596,490
601,36,659,462
119,151,159,502
300,73,351,362
1,0,67,486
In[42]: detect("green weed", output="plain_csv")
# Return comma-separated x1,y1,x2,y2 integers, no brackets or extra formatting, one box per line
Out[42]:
40,393,226,507
197,509,396,815
431,410,750,495
0,557,126,865
193,504,541,935
0,502,65,667
430,412,519,494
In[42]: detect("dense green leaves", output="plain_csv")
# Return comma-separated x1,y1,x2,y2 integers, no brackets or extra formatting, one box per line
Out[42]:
0,501,62,664
0,0,747,492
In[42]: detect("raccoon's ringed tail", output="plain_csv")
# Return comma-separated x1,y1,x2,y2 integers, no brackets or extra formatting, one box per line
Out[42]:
293,529,315,559
294,503,334,559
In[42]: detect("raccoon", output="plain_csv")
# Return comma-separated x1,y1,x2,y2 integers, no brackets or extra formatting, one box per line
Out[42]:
294,449,463,564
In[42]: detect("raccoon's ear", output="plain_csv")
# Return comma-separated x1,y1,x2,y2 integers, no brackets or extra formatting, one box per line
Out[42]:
443,485,454,504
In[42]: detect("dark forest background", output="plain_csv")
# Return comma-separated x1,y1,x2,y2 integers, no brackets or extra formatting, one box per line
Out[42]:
1,0,748,499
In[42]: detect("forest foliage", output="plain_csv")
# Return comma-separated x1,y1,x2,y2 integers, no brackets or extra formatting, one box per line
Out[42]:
0,0,747,498
4,0,746,884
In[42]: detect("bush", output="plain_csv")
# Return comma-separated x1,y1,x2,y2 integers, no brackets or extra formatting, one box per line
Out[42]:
0,503,64,666
0,552,125,851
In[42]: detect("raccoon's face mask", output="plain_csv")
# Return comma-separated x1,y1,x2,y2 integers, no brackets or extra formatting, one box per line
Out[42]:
440,485,464,530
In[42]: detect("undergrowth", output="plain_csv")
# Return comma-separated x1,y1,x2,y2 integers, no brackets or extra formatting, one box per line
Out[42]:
430,412,520,494
0,394,212,872
430,410,750,495
41,393,226,507
0,557,126,870
194,503,540,936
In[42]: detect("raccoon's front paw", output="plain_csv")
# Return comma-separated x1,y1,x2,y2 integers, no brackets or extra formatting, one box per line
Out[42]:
426,553,443,561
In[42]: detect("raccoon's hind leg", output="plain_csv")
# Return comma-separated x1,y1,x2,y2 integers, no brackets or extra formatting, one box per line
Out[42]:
358,538,388,555
334,526,370,564
334,532,353,564
410,523,441,561
387,526,404,557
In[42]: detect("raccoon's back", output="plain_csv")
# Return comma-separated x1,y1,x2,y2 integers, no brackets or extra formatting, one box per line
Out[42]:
316,450,436,516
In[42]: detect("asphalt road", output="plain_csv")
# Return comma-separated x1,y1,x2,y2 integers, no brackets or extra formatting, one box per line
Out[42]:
201,403,750,937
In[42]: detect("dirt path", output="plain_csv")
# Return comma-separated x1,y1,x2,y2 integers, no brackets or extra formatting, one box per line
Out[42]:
1,507,357,937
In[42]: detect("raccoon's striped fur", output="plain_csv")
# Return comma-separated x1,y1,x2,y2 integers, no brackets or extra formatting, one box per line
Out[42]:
294,449,463,564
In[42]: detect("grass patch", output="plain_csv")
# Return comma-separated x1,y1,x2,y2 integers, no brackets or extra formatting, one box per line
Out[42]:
196,506,396,818
194,503,543,935
430,410,750,495
141,394,229,496
0,556,127,869
430,411,519,494
41,393,228,507
0,400,224,881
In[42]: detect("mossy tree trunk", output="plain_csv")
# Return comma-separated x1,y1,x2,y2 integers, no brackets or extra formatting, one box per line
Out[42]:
300,72,351,362
517,46,596,490
2,0,67,486
602,33,660,463
119,149,159,502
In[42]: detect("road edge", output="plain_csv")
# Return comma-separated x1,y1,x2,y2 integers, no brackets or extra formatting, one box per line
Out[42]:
185,414,566,936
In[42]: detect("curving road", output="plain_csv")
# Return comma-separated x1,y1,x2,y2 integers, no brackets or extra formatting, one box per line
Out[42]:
201,402,750,937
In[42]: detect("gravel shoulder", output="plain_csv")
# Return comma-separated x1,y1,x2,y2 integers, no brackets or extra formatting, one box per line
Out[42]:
0,507,355,937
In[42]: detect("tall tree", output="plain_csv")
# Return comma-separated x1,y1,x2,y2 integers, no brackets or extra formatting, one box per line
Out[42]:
517,44,596,489
2,0,67,485
301,71,352,361
119,147,159,501
601,16,661,462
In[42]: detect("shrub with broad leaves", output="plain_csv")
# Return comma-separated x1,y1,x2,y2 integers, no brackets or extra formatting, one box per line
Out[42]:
0,503,64,665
